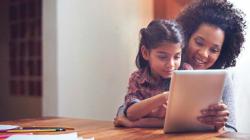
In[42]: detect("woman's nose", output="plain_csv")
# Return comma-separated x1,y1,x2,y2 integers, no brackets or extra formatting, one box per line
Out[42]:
198,48,209,58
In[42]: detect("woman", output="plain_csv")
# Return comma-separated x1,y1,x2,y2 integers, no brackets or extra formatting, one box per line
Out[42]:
176,0,246,132
114,0,246,132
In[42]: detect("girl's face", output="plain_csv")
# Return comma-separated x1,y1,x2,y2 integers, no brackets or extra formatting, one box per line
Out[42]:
184,24,225,70
142,43,182,79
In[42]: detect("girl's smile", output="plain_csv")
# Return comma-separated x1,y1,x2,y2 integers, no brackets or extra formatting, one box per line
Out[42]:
162,70,173,75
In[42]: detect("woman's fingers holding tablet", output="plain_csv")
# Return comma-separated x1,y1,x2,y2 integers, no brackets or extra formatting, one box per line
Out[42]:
197,115,228,131
199,120,225,131
197,117,226,131
201,103,229,116
201,110,229,116
209,103,228,111
197,116,228,131
198,103,229,131
197,116,228,122
214,122,226,131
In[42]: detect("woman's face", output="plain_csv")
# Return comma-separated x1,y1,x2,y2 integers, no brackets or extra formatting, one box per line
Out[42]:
184,24,225,70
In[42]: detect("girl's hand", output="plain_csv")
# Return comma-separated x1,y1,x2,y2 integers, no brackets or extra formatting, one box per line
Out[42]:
148,101,168,118
114,114,134,128
197,101,229,131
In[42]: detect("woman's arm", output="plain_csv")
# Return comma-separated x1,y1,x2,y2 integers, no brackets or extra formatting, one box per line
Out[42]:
221,74,237,131
126,92,169,121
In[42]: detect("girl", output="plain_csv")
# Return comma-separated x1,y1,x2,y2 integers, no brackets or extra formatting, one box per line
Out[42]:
114,19,192,127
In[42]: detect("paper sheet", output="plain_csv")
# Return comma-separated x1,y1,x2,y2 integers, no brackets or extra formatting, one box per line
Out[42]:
78,137,95,140
6,132,78,140
6,132,94,140
0,125,19,130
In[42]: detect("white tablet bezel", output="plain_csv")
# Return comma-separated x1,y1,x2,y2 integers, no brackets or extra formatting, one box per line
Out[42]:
164,70,227,133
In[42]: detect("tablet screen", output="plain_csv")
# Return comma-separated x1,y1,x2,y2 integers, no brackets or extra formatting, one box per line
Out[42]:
164,70,227,133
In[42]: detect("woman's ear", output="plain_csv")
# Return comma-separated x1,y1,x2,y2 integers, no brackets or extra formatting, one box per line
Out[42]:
141,46,149,60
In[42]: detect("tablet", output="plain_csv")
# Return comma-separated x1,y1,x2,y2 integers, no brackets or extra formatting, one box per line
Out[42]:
164,70,227,133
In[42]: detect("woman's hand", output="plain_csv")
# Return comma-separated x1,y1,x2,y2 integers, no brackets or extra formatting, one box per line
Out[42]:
114,114,134,128
197,101,229,131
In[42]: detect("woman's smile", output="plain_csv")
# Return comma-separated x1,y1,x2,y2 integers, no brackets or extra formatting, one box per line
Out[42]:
193,56,206,65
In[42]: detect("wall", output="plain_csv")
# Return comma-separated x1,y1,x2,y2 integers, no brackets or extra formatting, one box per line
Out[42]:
0,0,10,121
0,0,41,121
228,0,250,133
43,0,153,121
43,0,58,117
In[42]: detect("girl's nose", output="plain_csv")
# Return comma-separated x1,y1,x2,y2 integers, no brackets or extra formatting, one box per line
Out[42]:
166,59,175,68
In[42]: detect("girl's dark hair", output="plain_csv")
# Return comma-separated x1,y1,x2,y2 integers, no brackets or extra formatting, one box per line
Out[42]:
176,0,247,69
136,19,184,69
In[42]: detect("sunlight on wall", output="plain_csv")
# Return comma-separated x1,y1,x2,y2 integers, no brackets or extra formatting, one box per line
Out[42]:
43,0,153,121
229,0,250,133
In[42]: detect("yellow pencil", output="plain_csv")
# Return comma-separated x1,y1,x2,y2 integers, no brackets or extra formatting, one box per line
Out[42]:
33,126,75,130
7,129,63,133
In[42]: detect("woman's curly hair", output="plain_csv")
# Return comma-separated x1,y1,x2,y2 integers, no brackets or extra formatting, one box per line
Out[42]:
176,0,247,69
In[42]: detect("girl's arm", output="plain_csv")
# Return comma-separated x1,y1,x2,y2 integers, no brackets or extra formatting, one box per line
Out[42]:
126,92,169,121
146,102,168,118
114,114,164,128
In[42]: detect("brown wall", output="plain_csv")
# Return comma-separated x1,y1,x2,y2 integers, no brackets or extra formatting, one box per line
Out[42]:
154,0,192,20
0,0,41,122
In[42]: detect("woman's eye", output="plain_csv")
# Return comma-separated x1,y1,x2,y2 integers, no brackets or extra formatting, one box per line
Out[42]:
210,48,219,53
195,40,203,46
174,56,181,59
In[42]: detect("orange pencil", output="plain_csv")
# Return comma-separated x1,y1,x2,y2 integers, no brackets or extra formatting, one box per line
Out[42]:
32,126,75,130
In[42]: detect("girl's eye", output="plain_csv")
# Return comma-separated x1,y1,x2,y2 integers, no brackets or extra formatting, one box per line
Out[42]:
195,40,203,46
158,56,166,60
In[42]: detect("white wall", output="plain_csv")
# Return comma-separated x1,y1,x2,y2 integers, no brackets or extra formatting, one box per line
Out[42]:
229,0,250,133
43,0,153,121
43,0,59,117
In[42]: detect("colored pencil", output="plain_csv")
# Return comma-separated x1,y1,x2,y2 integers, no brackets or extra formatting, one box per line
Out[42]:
20,127,66,131
32,126,75,130
7,129,63,133
0,133,32,138
0,130,9,132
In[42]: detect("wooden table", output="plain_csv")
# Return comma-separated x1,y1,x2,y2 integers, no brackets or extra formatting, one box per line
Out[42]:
0,117,232,140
